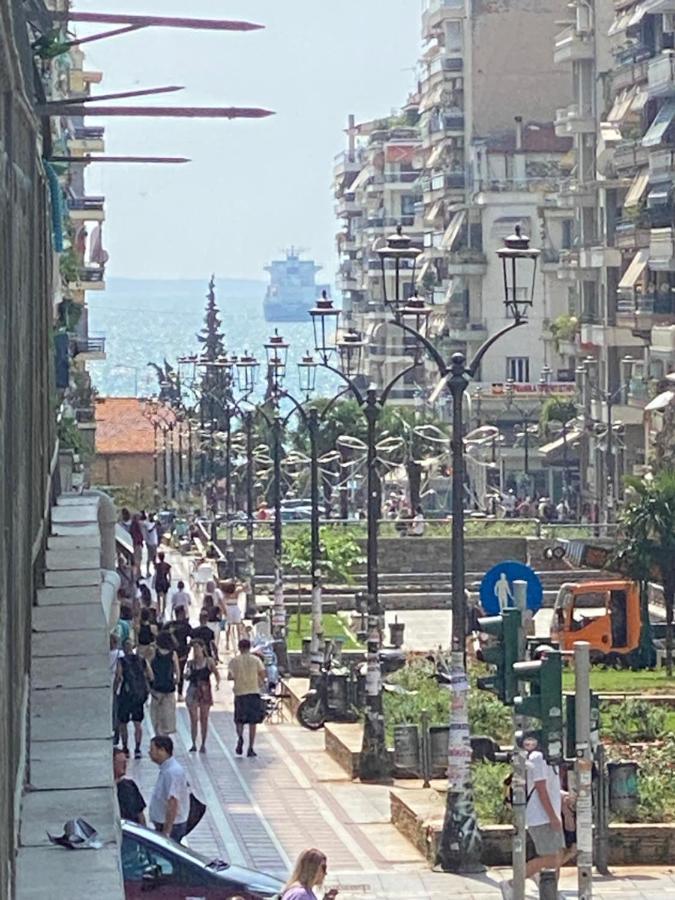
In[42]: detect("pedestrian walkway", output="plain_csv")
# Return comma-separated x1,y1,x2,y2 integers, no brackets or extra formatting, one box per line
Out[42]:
125,549,675,898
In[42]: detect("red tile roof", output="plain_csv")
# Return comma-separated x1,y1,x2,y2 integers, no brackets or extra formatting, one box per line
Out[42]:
95,397,157,455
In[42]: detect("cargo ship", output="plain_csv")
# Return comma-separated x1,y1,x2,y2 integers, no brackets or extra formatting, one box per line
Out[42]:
263,247,329,322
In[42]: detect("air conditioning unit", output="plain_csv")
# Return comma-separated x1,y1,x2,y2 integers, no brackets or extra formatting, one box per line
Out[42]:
664,13,675,32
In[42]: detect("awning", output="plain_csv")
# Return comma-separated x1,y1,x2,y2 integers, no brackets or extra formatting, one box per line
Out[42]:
631,89,648,113
440,209,466,251
419,83,444,114
600,122,622,144
426,142,447,169
643,99,675,148
425,199,444,223
645,390,675,411
624,170,649,208
538,428,582,459
608,8,631,35
608,87,637,124
618,248,649,290
417,258,433,284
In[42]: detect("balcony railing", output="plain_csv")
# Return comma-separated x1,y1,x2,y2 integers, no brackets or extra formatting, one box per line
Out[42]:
648,52,675,97
67,196,105,213
613,139,649,171
72,126,104,140
428,115,465,133
615,218,650,249
76,266,105,283
72,336,106,356
611,58,649,94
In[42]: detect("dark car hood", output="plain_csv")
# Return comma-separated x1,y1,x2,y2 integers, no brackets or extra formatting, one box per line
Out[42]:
211,861,283,895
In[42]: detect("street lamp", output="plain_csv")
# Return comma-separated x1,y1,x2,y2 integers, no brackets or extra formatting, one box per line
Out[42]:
386,224,540,873
310,291,340,361
504,372,550,489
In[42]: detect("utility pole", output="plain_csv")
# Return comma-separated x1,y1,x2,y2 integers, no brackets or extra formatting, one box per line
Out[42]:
575,641,593,899
244,411,257,617
308,407,323,681
511,580,528,900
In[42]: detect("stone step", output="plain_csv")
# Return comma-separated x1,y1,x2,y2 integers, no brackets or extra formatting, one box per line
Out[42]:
51,505,98,525
47,534,100,551
32,630,108,659
36,586,99,606
33,604,106,634
51,521,99,537
32,654,110,691
44,569,100,588
20,787,119,848
45,547,100,571
16,847,125,900
29,739,113,792
56,493,93,506
31,686,112,742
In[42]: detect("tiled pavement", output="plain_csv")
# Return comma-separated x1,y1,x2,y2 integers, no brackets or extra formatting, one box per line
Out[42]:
124,551,675,898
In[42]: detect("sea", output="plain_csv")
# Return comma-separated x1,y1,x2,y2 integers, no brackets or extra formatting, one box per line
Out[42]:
87,277,338,400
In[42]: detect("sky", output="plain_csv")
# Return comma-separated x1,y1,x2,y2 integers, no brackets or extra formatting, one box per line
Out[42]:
75,1,422,282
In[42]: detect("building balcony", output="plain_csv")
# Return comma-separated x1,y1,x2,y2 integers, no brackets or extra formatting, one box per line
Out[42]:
446,248,488,275
422,0,464,38
70,266,106,291
614,218,650,250
67,196,105,222
71,336,106,361
614,139,649,172
335,195,361,217
578,246,622,269
422,172,465,202
639,0,675,13
554,105,595,137
580,321,646,349
648,148,675,181
650,227,675,269
612,58,649,95
422,55,464,90
552,179,597,209
334,150,366,179
68,69,103,94
66,126,105,154
426,115,465,139
648,52,675,98
652,323,675,357
553,25,595,64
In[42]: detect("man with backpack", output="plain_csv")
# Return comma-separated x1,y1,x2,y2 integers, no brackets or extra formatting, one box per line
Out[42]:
117,640,151,759
500,732,564,899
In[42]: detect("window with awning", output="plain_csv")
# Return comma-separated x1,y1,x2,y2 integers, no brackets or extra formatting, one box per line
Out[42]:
624,170,649,208
419,84,443,114
440,209,466,251
643,99,675,148
617,248,649,291
425,200,444,223
607,87,637,124
348,166,374,193
426,142,447,169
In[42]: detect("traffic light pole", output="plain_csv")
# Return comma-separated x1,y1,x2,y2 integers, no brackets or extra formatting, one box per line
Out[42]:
511,580,528,900
574,641,593,900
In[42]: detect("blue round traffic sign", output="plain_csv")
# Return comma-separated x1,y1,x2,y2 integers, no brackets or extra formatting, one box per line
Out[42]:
479,560,543,615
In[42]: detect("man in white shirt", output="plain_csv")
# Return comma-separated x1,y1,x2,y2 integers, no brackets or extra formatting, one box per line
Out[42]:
500,732,564,899
148,735,190,842
171,581,192,619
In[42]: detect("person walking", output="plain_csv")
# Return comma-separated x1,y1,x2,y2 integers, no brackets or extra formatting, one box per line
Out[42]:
148,735,190,843
281,849,338,900
110,633,125,745
171,580,192,619
113,748,146,824
137,607,158,662
228,638,266,758
141,511,159,577
166,607,192,698
185,639,220,753
117,640,151,758
500,732,564,899
130,513,145,579
222,580,244,652
190,609,219,661
149,630,179,737
153,552,172,621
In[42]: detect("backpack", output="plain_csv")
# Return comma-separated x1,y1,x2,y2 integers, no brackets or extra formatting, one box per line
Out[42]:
121,656,149,703
502,751,536,809
151,651,175,693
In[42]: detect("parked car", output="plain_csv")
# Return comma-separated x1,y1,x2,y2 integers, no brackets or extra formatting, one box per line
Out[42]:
121,820,283,898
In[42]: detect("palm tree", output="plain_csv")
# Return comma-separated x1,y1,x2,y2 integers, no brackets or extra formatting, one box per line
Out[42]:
613,470,675,675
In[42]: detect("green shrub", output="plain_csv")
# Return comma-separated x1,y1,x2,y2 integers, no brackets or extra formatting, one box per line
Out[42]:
468,688,512,745
384,659,450,746
602,699,668,743
473,761,512,825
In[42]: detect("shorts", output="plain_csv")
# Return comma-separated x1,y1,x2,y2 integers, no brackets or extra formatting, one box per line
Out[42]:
150,691,176,735
118,696,145,724
133,546,143,566
529,823,565,857
234,693,264,725
186,680,213,709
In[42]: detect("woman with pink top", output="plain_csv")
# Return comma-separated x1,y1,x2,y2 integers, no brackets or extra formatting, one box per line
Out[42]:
281,849,338,900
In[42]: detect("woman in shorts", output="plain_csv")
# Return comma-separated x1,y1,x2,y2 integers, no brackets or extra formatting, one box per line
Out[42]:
184,639,220,752
222,580,244,652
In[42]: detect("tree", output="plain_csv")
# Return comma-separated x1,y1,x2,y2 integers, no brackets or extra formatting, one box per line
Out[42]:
539,397,577,438
613,471,675,674
291,397,367,458
196,275,225,363
282,525,364,586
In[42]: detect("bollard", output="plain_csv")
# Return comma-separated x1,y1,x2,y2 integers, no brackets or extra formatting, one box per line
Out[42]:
420,709,431,788
574,641,593,899
539,869,557,900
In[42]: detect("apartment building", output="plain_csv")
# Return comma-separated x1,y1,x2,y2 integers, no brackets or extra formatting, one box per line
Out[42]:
552,0,675,514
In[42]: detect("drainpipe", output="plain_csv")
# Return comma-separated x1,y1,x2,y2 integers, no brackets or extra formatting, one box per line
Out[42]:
513,116,526,188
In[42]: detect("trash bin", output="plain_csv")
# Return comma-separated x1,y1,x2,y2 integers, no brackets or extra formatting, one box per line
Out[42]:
393,725,420,773
389,620,406,649
608,760,639,818
429,725,450,776
301,637,312,668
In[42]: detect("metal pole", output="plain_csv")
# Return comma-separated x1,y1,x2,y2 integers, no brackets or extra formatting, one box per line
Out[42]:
245,412,257,619
539,869,558,900
574,641,593,899
271,416,287,665
606,397,614,524
153,422,159,497
309,408,323,681
161,427,168,498
511,579,528,900
225,401,234,571
359,388,390,782
438,353,483,872
524,419,529,476
187,419,193,491
594,743,610,875
177,421,184,494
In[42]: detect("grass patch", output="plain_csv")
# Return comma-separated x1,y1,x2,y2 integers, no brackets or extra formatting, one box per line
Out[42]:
285,613,361,652
562,667,675,694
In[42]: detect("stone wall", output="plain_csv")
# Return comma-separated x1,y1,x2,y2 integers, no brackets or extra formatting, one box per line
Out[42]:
90,452,154,491
220,536,528,579
0,7,57,897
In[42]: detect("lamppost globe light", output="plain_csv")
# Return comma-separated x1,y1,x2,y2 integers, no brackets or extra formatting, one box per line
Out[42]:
264,328,289,388
236,351,259,395
309,290,340,362
496,224,540,320
400,291,432,337
298,351,318,396
376,224,423,311
336,328,366,378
